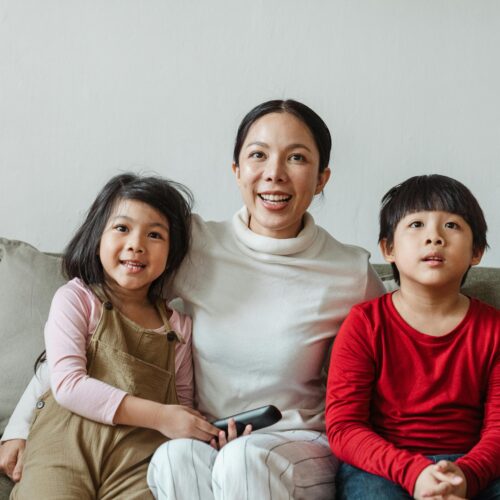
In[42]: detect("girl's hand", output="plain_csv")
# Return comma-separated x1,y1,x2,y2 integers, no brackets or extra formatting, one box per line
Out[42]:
211,418,252,450
153,404,220,442
0,439,26,482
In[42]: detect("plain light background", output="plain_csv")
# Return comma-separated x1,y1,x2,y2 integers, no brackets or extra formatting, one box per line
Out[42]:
0,1,498,266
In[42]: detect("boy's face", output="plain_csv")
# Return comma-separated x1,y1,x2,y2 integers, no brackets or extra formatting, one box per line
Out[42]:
380,210,483,289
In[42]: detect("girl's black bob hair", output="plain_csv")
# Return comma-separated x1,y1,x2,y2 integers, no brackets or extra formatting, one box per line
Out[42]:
378,174,488,285
64,172,193,302
233,99,332,173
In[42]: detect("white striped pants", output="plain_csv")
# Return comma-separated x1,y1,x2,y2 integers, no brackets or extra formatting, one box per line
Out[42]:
147,430,338,500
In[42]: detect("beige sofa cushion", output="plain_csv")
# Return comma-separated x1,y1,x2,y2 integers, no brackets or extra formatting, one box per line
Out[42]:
0,238,66,435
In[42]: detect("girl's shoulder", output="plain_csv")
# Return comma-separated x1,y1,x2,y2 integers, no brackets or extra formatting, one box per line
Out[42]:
166,305,192,344
50,278,101,331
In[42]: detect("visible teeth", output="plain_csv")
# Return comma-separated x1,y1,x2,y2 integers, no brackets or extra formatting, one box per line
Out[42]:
259,194,291,202
123,261,144,268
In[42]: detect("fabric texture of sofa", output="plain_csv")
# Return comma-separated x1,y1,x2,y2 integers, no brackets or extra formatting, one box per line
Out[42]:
0,237,499,499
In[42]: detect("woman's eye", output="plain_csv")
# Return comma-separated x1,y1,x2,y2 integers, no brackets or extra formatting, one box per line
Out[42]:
249,151,265,159
409,221,423,228
289,153,305,162
114,225,128,232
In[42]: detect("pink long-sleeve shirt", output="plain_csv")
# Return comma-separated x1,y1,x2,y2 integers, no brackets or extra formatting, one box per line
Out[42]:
44,278,193,425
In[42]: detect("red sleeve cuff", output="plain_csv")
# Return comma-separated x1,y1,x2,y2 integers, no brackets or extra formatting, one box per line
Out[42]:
403,456,434,496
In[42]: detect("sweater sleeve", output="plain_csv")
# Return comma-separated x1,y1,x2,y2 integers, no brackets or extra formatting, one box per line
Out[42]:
456,354,500,498
325,306,431,495
45,283,127,425
1,362,50,441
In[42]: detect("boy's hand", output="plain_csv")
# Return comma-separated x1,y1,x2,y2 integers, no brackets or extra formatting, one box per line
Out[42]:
0,439,26,482
414,461,467,500
210,418,252,450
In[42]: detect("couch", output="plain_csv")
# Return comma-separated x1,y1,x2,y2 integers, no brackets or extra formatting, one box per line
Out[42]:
0,237,499,499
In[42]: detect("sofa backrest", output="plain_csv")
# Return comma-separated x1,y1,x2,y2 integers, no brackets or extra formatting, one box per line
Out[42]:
0,237,499,435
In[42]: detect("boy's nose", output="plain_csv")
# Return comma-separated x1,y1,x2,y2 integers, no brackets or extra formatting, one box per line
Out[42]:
425,235,444,246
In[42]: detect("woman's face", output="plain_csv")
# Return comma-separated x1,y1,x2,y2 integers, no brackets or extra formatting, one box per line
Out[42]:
233,112,330,239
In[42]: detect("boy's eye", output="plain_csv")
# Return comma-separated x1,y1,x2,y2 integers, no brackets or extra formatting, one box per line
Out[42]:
409,221,423,228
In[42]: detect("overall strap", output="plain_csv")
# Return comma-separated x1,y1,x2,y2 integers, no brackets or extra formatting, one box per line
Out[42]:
155,300,185,345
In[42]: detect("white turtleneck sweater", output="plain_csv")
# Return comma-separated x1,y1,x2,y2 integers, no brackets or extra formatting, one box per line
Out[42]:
171,208,385,431
2,208,385,440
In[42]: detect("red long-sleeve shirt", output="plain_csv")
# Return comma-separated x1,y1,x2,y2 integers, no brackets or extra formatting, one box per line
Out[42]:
326,293,500,497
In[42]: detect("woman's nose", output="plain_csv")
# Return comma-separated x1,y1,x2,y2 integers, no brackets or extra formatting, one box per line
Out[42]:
264,156,287,182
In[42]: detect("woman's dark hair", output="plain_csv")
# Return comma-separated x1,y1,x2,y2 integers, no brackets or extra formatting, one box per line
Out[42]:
378,174,488,285
35,173,193,371
233,99,332,173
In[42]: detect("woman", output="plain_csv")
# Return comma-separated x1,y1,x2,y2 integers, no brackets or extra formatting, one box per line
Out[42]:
1,100,385,499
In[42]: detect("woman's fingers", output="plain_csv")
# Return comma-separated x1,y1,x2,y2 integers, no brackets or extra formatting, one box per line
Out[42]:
242,424,252,436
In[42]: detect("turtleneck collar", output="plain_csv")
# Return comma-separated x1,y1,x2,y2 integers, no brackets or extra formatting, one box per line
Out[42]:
231,206,318,256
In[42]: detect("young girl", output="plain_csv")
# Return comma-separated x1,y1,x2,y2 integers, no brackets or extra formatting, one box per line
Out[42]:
11,173,220,499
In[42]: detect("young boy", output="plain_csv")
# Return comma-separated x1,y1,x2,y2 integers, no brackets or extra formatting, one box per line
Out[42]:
326,174,500,500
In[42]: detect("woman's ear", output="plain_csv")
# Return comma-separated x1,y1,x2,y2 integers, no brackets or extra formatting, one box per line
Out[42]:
314,167,331,195
232,162,240,180
379,239,395,263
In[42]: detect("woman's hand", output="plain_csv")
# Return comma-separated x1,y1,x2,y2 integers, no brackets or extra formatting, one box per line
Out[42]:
210,418,252,450
153,404,220,442
0,439,26,482
414,461,467,500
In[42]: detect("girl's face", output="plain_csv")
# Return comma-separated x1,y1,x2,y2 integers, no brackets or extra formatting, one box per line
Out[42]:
99,199,170,299
233,112,330,239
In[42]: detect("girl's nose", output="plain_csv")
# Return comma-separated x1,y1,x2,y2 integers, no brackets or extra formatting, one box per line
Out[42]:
126,234,145,253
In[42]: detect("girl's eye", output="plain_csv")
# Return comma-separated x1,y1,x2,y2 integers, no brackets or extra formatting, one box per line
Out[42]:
148,231,163,240
114,225,128,232
409,221,423,228
445,222,459,229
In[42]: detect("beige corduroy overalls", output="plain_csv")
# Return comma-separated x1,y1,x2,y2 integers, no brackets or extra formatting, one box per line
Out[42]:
11,286,181,500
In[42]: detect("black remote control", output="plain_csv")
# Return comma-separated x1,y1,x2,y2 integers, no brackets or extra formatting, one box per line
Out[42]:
212,405,282,436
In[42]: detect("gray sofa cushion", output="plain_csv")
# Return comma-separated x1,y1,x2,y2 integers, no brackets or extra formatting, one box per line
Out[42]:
0,238,65,435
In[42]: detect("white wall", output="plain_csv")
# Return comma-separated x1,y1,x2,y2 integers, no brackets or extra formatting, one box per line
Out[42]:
1,0,498,266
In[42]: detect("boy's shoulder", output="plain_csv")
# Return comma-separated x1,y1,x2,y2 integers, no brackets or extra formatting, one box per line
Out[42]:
468,297,500,322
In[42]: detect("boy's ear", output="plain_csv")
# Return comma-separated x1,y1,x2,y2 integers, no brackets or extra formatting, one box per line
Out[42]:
379,239,395,263
471,247,484,266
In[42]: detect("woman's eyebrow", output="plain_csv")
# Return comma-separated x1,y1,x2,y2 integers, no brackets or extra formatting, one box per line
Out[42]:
245,141,268,149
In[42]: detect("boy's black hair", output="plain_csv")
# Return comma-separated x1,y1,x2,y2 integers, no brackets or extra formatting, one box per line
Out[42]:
35,173,193,371
378,174,488,285
233,99,332,173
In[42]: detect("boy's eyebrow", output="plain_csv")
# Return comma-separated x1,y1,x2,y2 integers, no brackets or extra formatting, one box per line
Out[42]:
110,215,169,230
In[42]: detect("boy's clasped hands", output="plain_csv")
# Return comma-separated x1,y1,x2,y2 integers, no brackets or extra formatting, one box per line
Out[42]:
414,460,467,500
